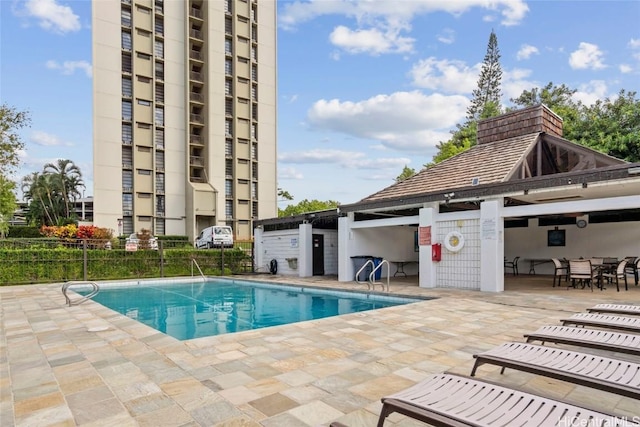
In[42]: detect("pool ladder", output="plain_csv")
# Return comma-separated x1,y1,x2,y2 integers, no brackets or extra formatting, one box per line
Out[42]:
355,259,390,292
62,281,100,306
191,259,206,280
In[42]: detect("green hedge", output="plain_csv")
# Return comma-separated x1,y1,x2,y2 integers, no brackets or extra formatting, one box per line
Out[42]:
7,226,42,238
0,247,252,285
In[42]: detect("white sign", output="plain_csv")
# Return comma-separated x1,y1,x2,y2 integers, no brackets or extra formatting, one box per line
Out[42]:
290,238,298,248
481,219,497,240
125,242,138,252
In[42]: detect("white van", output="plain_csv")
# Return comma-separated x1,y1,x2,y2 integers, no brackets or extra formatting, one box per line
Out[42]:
195,226,234,249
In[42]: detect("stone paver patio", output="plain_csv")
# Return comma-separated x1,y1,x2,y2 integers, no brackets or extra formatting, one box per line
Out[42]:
1,274,639,426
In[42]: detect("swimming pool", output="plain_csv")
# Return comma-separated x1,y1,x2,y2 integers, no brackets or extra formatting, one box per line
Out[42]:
77,278,424,340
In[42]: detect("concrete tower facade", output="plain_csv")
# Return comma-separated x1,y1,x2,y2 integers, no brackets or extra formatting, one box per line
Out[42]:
92,0,277,241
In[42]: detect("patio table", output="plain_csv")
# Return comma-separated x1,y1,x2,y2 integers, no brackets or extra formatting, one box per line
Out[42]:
525,258,553,274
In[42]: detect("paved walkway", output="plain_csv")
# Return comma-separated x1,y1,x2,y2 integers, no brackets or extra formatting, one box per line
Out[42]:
1,274,639,426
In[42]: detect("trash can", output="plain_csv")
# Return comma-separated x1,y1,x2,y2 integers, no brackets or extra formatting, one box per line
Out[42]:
351,255,373,281
372,257,383,280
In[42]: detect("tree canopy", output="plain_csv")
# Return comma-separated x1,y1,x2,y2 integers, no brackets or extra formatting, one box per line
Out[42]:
395,165,417,183
466,30,502,121
21,159,85,226
278,199,339,217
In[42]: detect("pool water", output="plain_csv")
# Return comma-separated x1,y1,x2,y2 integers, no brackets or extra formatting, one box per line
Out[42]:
78,278,421,340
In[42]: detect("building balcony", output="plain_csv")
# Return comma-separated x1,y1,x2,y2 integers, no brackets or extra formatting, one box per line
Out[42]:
190,114,203,123
190,8,203,19
190,176,206,183
190,92,204,103
190,71,203,82
190,134,204,146
190,29,203,39
190,156,205,166
122,162,133,169
190,50,203,61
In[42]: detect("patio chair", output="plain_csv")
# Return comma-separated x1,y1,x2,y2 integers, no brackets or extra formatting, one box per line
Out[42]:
471,342,640,399
624,256,639,285
374,373,639,427
561,313,640,333
587,303,640,316
551,258,568,287
599,259,629,291
504,256,519,275
568,259,596,291
524,325,640,356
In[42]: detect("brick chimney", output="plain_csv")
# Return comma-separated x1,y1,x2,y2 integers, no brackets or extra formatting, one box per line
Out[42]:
476,104,563,144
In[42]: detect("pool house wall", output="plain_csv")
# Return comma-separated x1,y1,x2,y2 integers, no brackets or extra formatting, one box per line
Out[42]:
254,225,338,277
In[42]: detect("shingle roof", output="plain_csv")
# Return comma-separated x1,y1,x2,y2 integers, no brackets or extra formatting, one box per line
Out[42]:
359,132,540,203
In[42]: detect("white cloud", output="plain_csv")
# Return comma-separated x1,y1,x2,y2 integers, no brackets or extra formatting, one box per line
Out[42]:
516,44,539,60
31,130,72,147
409,58,480,94
437,28,455,44
46,60,92,77
619,64,632,74
629,38,640,49
278,167,304,180
279,149,410,171
329,25,414,55
17,0,81,34
501,68,537,101
279,0,528,56
307,91,468,151
569,42,606,70
572,80,608,106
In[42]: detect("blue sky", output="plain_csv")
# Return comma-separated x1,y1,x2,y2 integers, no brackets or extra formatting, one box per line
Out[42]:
1,0,639,208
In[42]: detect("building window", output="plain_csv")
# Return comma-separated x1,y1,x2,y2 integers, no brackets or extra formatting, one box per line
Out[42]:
225,120,232,136
155,106,164,126
137,52,151,60
225,59,232,75
122,194,133,211
155,151,164,170
137,122,151,129
122,100,132,120
122,124,133,144
122,147,133,168
155,17,164,35
122,171,133,191
155,84,164,103
136,28,151,37
122,77,132,97
155,218,165,235
251,182,257,199
252,162,258,179
225,17,232,34
225,179,232,197
122,53,132,73
251,85,257,101
154,0,163,14
138,169,151,175
154,40,164,58
251,143,257,160
251,46,257,61
225,200,233,218
137,99,151,106
225,140,233,156
121,9,131,27
137,75,151,83
225,39,232,55
225,159,233,176
136,5,151,14
155,128,164,149
251,123,257,140
251,65,257,81
155,61,164,80
155,173,165,192
225,80,232,95
224,0,231,13
225,98,233,115
123,217,133,235
252,202,258,218
122,31,132,50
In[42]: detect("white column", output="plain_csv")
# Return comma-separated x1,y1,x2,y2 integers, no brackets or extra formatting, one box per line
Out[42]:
254,226,264,272
480,199,504,292
338,214,352,282
419,205,438,288
298,223,313,277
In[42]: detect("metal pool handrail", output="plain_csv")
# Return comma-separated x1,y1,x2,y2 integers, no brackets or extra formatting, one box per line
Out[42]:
62,281,100,306
370,259,390,292
191,259,206,280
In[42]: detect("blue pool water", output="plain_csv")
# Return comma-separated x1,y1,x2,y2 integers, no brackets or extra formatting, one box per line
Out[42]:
78,278,422,340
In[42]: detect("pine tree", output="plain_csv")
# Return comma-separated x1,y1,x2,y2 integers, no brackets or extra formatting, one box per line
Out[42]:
466,30,502,121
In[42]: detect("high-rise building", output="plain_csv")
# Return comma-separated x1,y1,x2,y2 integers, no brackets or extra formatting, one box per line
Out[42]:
92,0,277,241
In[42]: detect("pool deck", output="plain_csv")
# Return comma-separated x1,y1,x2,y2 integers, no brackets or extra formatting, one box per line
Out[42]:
1,274,639,426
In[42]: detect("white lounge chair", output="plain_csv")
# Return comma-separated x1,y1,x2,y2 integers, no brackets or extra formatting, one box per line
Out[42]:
587,303,640,316
561,313,640,333
524,325,640,356
372,373,639,427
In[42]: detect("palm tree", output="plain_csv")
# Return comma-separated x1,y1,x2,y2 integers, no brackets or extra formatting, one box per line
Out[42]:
21,172,56,226
44,159,83,219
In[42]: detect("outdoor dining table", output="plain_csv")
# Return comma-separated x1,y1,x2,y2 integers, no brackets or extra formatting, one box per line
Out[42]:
525,258,554,274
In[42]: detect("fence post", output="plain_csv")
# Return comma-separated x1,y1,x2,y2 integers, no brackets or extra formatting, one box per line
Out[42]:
159,240,164,277
83,239,88,281
220,246,225,276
